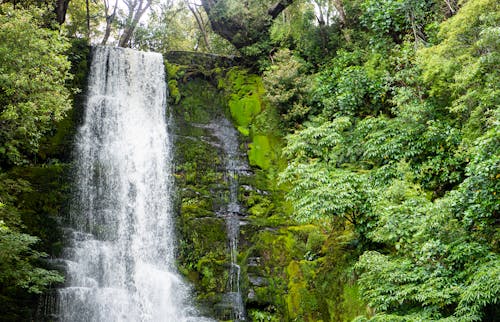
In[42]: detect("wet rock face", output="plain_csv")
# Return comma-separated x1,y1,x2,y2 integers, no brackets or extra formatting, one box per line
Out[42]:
170,70,275,321
170,77,240,318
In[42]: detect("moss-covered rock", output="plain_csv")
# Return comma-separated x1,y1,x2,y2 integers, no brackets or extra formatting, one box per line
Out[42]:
170,69,229,315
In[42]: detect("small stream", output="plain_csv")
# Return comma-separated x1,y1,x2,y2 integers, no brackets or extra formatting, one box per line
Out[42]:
194,118,250,321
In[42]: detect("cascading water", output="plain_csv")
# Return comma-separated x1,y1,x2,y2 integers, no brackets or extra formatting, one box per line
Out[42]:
58,46,208,322
209,118,248,321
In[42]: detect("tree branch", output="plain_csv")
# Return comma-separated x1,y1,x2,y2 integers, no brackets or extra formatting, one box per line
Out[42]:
268,0,294,19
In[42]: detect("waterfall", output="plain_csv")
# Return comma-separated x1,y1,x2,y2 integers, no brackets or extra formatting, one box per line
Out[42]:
58,46,208,322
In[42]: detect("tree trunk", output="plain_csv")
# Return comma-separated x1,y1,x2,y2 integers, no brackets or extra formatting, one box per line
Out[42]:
185,0,211,51
332,0,346,27
55,0,71,24
444,0,458,17
101,0,118,46
86,0,90,38
268,0,294,19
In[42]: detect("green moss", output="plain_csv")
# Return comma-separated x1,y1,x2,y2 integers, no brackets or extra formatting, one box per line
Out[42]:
177,216,229,308
285,260,321,321
248,224,354,320
172,63,346,320
165,62,182,79
10,164,70,257
180,196,213,219
248,198,273,218
248,135,272,169
179,79,225,123
341,284,367,321
222,68,265,135
197,256,228,293
229,95,261,134
168,79,181,104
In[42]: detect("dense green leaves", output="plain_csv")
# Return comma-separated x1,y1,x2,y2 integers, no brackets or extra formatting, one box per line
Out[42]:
0,4,70,318
277,0,500,320
356,188,499,320
263,49,312,122
0,220,64,294
313,50,388,118
0,4,72,168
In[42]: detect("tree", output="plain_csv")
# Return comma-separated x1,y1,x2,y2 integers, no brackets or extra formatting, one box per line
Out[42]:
356,175,499,320
101,0,119,45
263,49,311,122
311,0,346,26
0,219,64,295
279,116,373,227
275,1,499,319
0,4,72,168
118,0,154,47
0,175,65,319
65,0,103,41
184,0,211,51
200,0,295,49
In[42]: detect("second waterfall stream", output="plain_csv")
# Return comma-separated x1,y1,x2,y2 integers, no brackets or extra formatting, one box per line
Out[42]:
58,47,211,321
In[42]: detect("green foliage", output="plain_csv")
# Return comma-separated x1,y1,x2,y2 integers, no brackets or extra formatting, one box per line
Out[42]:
0,4,72,168
269,2,340,64
280,115,374,227
275,1,500,320
361,0,408,35
0,221,64,294
455,257,500,321
361,0,440,46
356,178,499,320
0,166,68,319
249,309,280,322
0,0,494,320
135,2,218,53
419,0,500,125
281,160,371,225
64,0,103,40
205,0,275,53
0,164,70,318
168,79,181,104
0,5,73,318
262,49,312,123
312,50,388,118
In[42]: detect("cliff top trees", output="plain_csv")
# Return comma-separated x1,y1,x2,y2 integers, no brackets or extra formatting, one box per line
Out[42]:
65,0,155,47
200,0,295,50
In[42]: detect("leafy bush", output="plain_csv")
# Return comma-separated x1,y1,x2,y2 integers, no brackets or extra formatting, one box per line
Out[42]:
0,4,72,168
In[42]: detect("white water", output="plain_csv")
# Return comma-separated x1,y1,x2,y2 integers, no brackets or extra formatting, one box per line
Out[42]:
58,46,207,322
